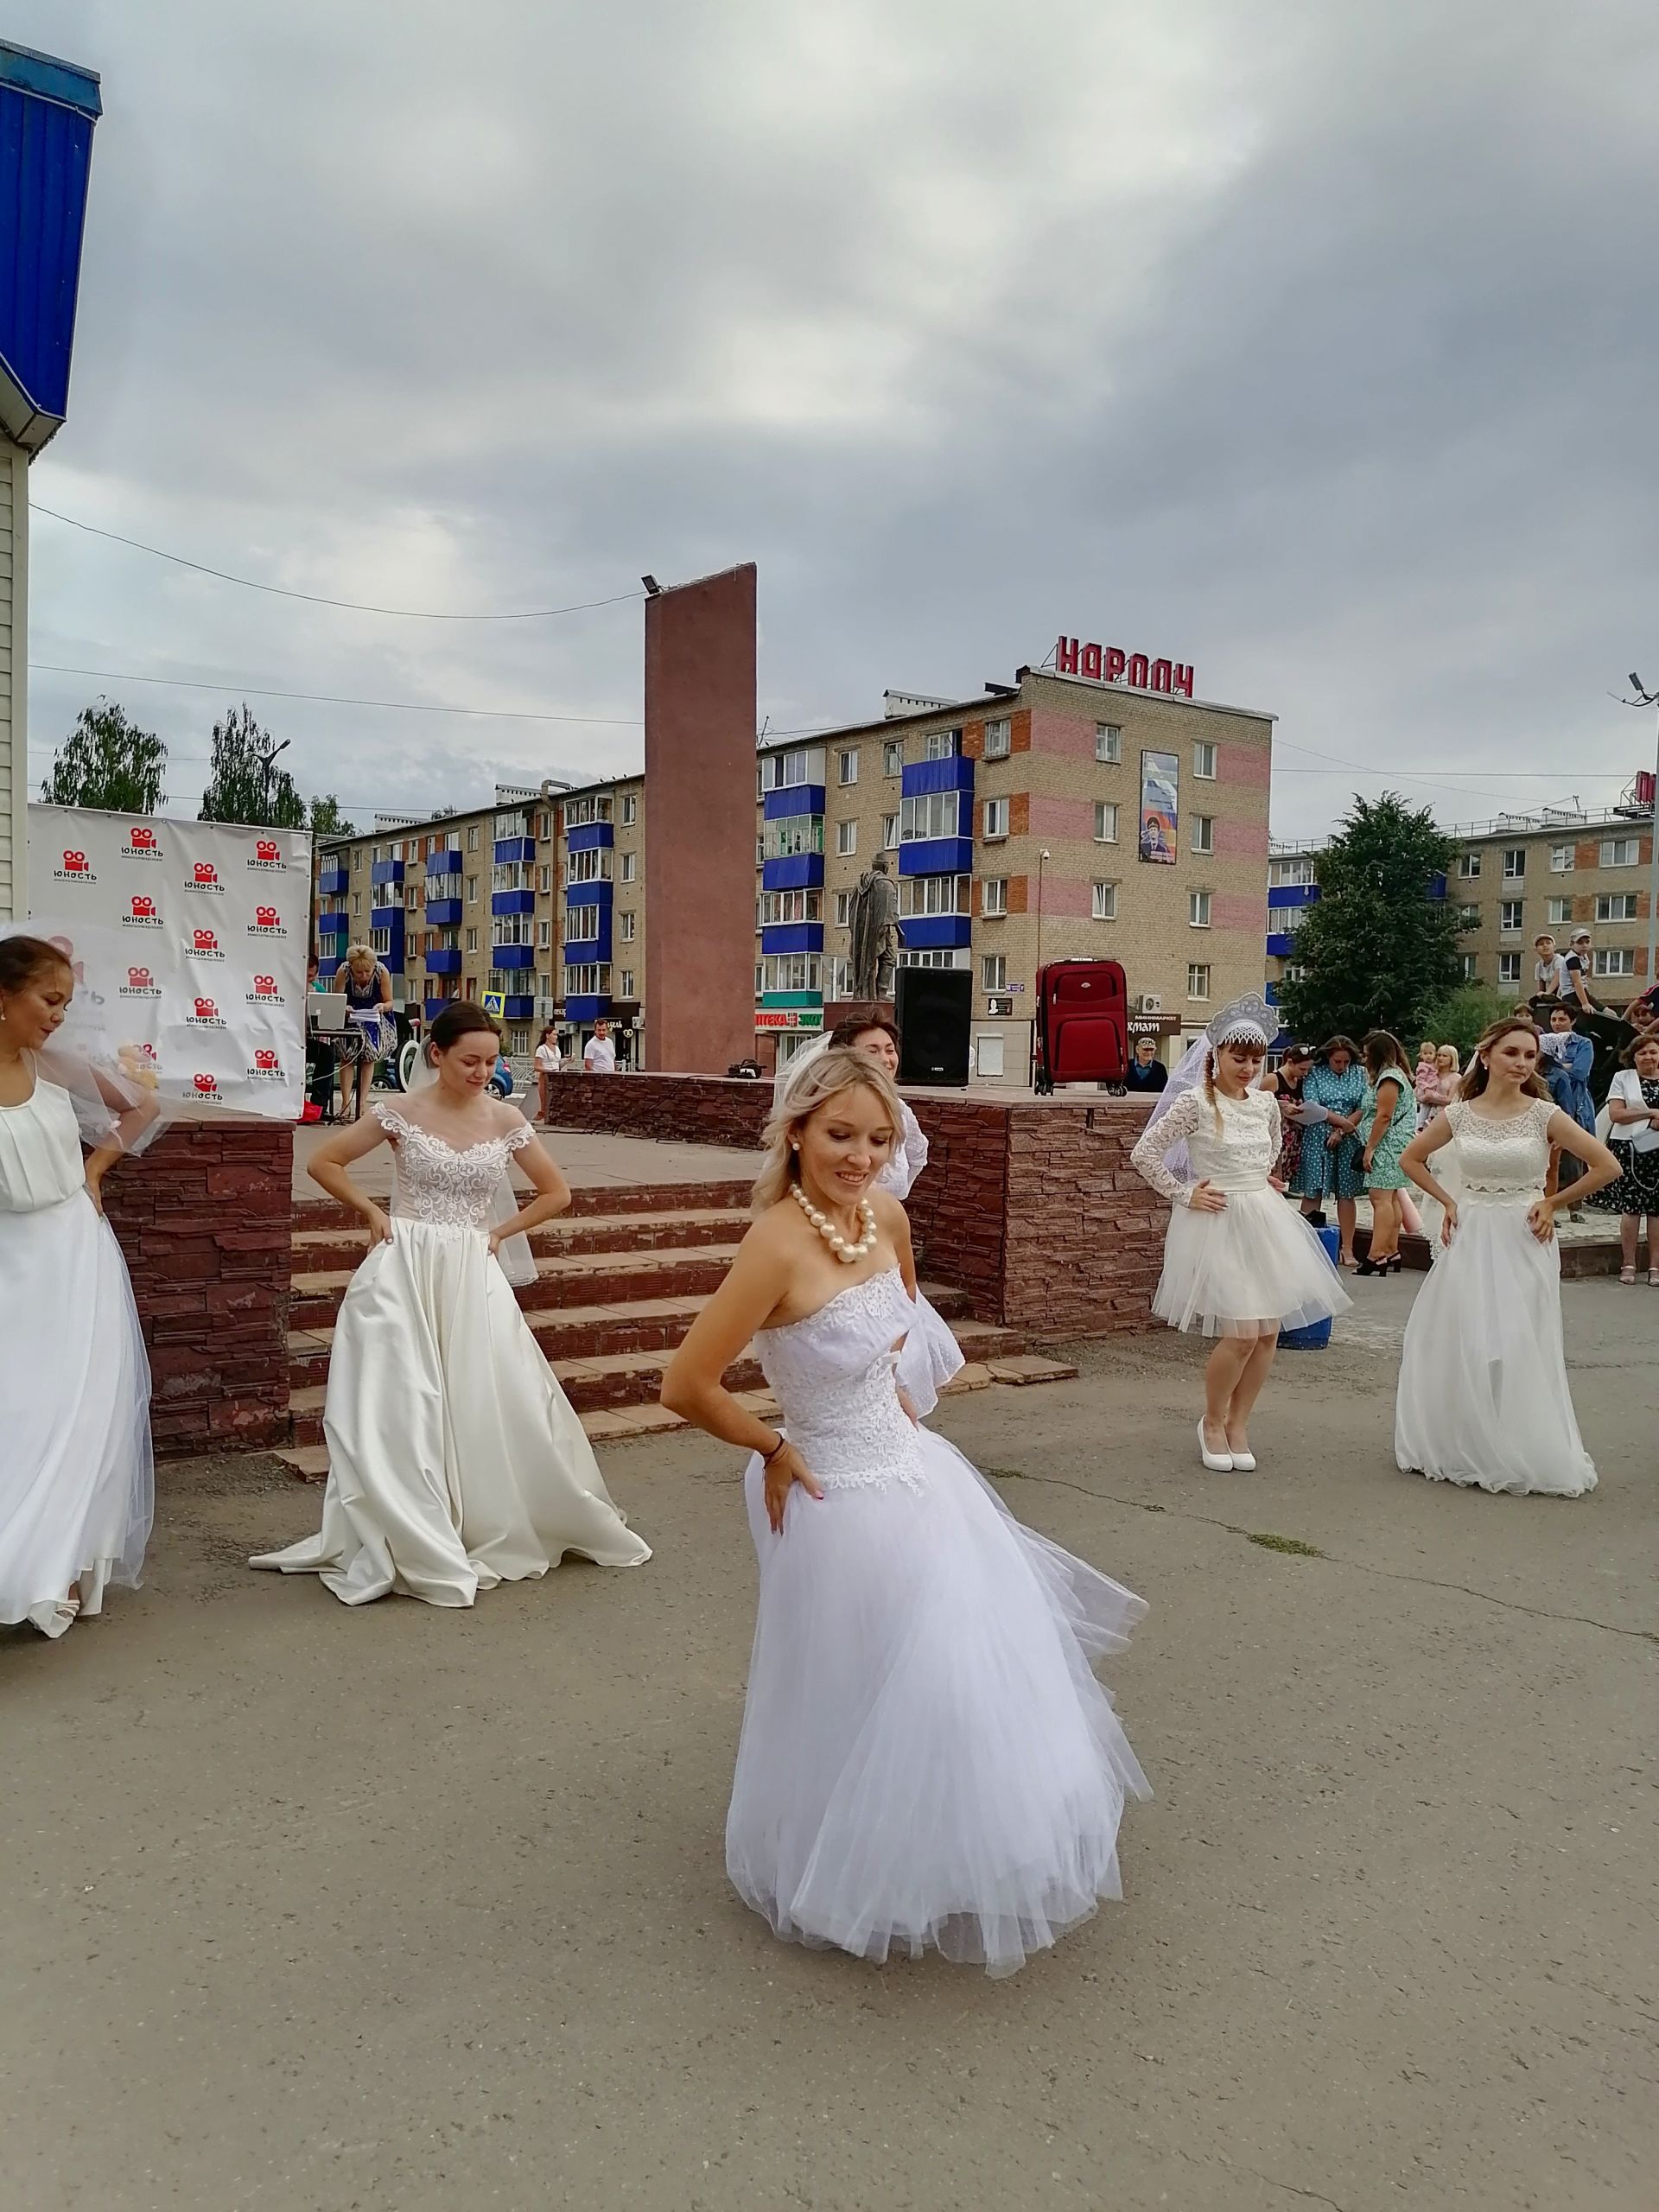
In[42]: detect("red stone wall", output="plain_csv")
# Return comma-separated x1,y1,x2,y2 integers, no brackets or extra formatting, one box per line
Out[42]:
545,1075,1165,1336
103,1123,294,1456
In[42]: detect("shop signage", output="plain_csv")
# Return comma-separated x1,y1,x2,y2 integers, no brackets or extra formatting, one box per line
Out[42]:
755,1007,825,1032
1128,1013,1184,1038
1055,637,1195,696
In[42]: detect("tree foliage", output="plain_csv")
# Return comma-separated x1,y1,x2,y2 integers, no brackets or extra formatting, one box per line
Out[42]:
308,794,356,837
1277,793,1466,1046
198,703,307,828
1418,982,1513,1061
41,698,168,813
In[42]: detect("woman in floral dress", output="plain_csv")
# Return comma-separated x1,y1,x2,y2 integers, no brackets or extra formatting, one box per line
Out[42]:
1292,1037,1367,1267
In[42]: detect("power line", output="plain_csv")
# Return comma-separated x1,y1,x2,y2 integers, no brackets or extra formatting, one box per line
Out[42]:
30,503,647,622
29,662,641,726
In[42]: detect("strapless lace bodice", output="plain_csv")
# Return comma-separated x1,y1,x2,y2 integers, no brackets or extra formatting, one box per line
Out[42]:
373,1103,533,1230
1445,1096,1554,1205
756,1268,925,1491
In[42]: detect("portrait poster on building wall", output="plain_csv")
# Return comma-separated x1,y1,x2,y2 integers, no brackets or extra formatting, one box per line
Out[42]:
1139,750,1179,864
25,804,310,1122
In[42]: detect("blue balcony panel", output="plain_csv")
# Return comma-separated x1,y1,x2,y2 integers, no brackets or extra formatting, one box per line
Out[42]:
491,888,536,917
1427,870,1447,900
502,995,536,1020
423,849,462,877
898,836,974,878
564,919,613,961
318,955,343,979
1266,932,1298,958
566,822,614,854
370,904,405,931
370,859,404,887
1268,882,1318,910
318,865,349,895
763,785,827,823
493,837,536,865
761,854,824,893
424,949,462,976
425,897,462,926
317,907,350,934
424,995,453,1020
1265,980,1281,1005
565,994,610,1023
563,878,613,909
760,921,824,957
900,914,972,951
899,756,975,799
491,944,536,970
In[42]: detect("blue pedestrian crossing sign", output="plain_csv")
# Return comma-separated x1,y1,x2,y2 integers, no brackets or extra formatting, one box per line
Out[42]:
481,991,505,1018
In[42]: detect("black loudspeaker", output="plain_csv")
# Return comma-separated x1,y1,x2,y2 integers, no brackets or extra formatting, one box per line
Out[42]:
895,967,973,1086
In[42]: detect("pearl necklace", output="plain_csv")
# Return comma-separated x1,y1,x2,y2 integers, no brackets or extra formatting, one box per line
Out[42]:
791,1181,878,1263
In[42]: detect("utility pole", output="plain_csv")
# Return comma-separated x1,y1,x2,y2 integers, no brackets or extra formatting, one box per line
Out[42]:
1622,677,1659,992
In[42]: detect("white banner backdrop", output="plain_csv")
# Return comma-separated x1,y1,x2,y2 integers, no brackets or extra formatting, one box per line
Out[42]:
25,804,311,1122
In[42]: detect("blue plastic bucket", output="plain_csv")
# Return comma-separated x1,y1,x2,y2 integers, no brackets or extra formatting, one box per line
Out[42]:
1279,1224,1341,1350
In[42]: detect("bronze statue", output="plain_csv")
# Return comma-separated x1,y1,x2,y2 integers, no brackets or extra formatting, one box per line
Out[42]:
849,854,901,1001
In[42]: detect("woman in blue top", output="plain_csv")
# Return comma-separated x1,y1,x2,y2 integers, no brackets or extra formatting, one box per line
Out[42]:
340,944,395,1123
1292,1036,1367,1268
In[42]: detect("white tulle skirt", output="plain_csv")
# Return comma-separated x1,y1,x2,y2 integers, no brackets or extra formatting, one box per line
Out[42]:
729,1433,1150,1977
1395,1200,1596,1496
0,1190,153,1637
895,1287,964,1417
251,1218,650,1605
1154,1184,1351,1338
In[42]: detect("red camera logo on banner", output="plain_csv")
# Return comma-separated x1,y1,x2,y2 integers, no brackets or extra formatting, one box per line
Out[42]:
245,973,285,1005
53,847,97,883
247,1047,284,1080
184,860,224,895
123,824,164,861
248,837,289,872
189,925,226,962
247,906,287,937
187,996,226,1028
120,966,162,998
124,893,163,928
191,1072,225,1102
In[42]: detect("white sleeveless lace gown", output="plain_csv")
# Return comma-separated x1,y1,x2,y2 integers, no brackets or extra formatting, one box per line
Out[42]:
251,1104,650,1605
729,1267,1149,1977
1395,1097,1595,1496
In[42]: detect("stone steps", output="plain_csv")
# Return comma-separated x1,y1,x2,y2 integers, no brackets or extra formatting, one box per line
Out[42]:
289,1206,753,1274
289,1242,745,1330
289,1176,755,1230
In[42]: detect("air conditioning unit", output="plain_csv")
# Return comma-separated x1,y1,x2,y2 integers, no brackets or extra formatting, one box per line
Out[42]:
1137,991,1163,1016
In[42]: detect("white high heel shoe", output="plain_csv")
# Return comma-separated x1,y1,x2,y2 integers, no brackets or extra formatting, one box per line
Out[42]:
1198,1419,1234,1472
1227,1441,1257,1472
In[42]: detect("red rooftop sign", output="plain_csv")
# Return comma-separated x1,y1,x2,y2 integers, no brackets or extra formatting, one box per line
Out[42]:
1055,637,1194,696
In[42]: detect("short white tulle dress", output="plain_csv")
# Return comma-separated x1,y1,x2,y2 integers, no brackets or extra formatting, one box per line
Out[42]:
729,1265,1148,1977
1395,1096,1596,1496
1130,1087,1351,1336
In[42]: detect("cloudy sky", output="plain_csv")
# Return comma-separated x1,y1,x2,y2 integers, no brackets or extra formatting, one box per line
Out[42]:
12,0,1659,841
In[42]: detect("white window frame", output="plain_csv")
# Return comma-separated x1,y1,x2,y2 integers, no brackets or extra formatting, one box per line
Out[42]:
1193,741,1217,779
619,969,636,999
1497,950,1522,985
1498,899,1524,935
837,819,858,856
1186,963,1211,1001
837,748,860,786
833,890,851,928
1192,814,1215,855
1092,881,1116,921
898,873,970,919
980,952,1007,993
1594,947,1636,976
982,878,1007,918
1095,801,1118,843
1549,843,1574,873
1188,889,1212,929
1503,847,1526,878
620,851,637,883
1458,852,1481,880
1546,896,1572,925
1095,723,1122,765
925,729,958,761
1596,892,1638,924
1600,837,1640,868
983,797,1009,841
882,813,899,851
620,793,638,826
883,740,905,777
983,718,1011,760
899,791,961,842
619,910,636,943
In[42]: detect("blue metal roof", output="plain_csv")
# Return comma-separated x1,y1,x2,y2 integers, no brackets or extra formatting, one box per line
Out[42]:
0,40,102,451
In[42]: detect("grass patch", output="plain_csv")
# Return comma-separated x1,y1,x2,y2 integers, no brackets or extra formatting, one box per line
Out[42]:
1246,1532,1324,1558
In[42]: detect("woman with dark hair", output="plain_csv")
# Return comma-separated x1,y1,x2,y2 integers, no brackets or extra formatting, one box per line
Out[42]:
826,1015,929,1198
252,1002,649,1605
1588,1031,1659,1281
0,935,157,1636
1395,1018,1618,1495
1357,1031,1415,1274
1260,1043,1313,1188
1291,1036,1366,1267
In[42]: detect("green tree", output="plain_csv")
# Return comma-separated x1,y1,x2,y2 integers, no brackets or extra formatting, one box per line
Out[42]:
41,698,168,812
1278,793,1467,1045
198,703,306,828
308,793,356,837
1419,982,1512,1062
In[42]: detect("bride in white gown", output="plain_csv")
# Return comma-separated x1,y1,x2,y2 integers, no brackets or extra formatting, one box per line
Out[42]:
0,934,156,1637
1395,1016,1617,1496
662,1047,1148,1977
251,1002,649,1605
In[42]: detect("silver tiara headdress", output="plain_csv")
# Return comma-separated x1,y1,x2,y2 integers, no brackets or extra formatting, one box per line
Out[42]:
1205,992,1274,1050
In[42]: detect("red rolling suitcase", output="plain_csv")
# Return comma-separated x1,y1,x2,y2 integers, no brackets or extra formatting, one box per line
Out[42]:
1032,959,1128,1093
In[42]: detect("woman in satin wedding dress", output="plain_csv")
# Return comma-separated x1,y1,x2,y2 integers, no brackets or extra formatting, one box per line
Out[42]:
1395,1017,1617,1497
251,1001,648,1606
0,934,156,1637
661,1047,1147,1978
